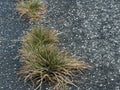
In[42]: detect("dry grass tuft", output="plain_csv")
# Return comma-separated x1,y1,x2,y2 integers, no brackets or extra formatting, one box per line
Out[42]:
16,0,46,21
18,27,90,90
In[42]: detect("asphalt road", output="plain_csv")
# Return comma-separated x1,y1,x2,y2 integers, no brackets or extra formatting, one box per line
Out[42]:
0,0,30,90
0,0,120,90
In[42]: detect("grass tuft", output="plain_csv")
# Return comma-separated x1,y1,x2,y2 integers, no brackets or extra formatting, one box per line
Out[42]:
22,26,58,46
16,0,46,21
18,27,90,90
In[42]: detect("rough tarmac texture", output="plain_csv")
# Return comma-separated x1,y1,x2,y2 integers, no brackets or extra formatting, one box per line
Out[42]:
0,0,120,90
0,0,30,90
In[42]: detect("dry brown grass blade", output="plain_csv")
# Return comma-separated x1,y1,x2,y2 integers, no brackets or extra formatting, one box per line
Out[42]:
16,0,46,21
18,27,90,90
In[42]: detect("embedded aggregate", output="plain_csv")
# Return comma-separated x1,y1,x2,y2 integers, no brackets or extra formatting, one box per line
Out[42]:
0,0,120,90
44,0,120,90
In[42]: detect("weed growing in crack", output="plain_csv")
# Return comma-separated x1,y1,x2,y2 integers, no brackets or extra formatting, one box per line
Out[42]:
17,0,46,21
18,27,90,90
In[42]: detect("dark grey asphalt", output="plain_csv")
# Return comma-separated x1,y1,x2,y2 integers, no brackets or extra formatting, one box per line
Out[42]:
0,0,30,90
0,0,120,90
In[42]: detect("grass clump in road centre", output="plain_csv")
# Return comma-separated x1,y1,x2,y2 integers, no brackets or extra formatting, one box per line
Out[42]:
17,0,46,21
18,27,90,90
